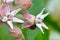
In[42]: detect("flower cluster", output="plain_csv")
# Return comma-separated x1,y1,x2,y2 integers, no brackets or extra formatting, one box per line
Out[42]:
0,0,49,39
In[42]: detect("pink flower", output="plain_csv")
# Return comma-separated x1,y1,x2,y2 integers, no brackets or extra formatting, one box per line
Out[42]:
0,4,24,29
0,0,15,11
22,8,49,33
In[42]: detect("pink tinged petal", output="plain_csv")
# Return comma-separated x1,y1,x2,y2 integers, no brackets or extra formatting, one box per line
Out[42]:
0,4,6,17
11,8,21,16
12,17,24,23
42,22,49,29
7,21,13,29
36,23,44,34
41,12,49,19
22,21,32,28
22,12,33,20
36,8,45,18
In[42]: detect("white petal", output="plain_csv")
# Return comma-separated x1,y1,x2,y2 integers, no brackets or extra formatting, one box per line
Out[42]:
36,8,45,18
6,6,11,15
7,21,13,29
12,17,24,23
42,22,49,29
42,12,49,19
40,8,45,15
11,8,21,16
36,23,44,33
2,17,8,22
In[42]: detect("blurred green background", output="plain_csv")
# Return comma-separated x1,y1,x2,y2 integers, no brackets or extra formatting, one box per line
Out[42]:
0,0,60,40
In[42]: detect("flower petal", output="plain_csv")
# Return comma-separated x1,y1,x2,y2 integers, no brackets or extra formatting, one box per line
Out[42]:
22,11,34,20
41,12,49,19
6,6,11,15
36,8,45,18
36,8,49,20
12,17,24,23
42,22,49,29
7,21,13,29
2,17,7,22
36,23,44,33
22,21,32,28
11,8,21,16
0,4,6,17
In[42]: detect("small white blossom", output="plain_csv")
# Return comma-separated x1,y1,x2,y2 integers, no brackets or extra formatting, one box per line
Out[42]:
36,8,49,33
2,6,24,29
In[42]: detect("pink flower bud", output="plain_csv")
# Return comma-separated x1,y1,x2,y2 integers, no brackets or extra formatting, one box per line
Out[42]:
8,27,25,40
15,0,32,10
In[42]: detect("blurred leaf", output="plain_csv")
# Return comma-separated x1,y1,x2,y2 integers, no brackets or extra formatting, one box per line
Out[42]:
44,15,60,32
29,0,47,15
0,24,14,40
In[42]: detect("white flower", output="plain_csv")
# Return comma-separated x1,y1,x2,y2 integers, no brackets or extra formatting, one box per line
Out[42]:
22,8,49,33
36,8,49,33
2,6,24,29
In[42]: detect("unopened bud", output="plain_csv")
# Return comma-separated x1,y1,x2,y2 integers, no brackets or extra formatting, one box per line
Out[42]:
15,0,32,10
9,27,25,40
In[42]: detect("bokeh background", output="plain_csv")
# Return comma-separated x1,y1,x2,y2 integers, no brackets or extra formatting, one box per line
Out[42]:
0,0,60,40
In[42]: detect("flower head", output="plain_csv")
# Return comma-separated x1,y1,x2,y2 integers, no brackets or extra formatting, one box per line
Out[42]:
0,4,24,29
22,8,49,33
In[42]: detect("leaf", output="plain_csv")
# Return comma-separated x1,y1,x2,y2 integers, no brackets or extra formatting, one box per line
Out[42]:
0,24,15,40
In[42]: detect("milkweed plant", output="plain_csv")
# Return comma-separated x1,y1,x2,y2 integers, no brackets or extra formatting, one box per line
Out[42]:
1,0,58,40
